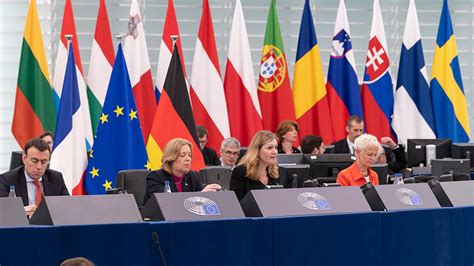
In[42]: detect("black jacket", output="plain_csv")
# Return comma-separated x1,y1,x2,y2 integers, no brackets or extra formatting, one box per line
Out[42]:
201,147,221,166
384,145,408,174
0,166,69,206
277,143,301,154
333,138,351,154
142,169,203,205
230,164,279,201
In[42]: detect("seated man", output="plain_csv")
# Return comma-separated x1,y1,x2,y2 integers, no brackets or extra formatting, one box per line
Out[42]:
220,137,240,169
197,125,221,166
0,138,69,217
377,137,408,174
333,115,364,154
300,135,326,155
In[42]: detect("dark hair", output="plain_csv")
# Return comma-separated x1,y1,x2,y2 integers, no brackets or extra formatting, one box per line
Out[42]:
275,120,299,142
24,138,51,156
346,115,363,127
301,135,323,154
39,131,54,139
196,125,208,138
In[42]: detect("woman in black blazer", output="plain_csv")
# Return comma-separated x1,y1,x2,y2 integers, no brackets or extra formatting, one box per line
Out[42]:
230,130,280,201
143,138,221,205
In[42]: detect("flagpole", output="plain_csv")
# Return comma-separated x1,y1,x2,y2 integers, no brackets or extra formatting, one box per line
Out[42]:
170,35,178,50
64,34,73,51
116,33,124,46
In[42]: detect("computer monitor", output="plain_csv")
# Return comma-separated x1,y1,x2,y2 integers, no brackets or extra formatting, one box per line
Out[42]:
323,145,335,154
237,147,248,164
278,164,311,188
9,151,23,170
371,164,389,185
431,158,470,178
407,139,452,167
452,143,474,168
277,154,304,165
302,154,355,178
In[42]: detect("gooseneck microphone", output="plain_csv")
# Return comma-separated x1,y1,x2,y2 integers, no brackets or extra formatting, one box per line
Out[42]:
151,232,167,266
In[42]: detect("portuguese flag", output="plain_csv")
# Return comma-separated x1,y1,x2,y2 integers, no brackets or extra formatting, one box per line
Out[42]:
257,0,296,133
12,1,56,148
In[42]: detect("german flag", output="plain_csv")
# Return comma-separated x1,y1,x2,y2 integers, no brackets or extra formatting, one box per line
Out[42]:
12,1,56,148
147,44,205,170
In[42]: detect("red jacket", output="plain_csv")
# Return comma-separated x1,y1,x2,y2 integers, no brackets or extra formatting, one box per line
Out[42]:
336,162,379,187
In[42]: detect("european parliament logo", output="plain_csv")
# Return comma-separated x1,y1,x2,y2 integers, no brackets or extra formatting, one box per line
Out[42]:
395,188,424,206
183,197,221,216
297,192,331,210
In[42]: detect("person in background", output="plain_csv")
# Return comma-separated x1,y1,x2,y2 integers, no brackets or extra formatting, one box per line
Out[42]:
300,135,326,155
196,125,221,166
39,132,54,151
220,137,240,170
336,134,380,186
230,130,279,201
275,120,301,154
143,138,221,205
376,136,408,174
333,115,364,154
0,138,69,217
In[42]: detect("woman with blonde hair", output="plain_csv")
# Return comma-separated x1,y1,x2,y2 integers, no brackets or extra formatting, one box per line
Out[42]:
143,138,221,205
230,130,279,200
336,134,380,186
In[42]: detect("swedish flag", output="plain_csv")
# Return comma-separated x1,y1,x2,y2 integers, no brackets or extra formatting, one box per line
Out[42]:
430,0,470,142
84,43,149,194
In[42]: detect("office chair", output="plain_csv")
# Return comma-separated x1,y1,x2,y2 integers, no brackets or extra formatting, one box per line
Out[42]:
115,169,149,206
199,166,232,190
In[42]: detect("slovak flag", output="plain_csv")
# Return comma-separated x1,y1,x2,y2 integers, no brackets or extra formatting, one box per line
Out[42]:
361,0,394,140
326,0,364,142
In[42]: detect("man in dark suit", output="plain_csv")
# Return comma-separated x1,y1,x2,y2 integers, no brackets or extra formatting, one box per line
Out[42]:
0,138,69,217
377,137,408,174
196,125,221,166
333,115,364,154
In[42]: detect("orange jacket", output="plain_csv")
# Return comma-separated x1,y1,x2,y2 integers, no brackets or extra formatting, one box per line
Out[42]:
336,162,379,187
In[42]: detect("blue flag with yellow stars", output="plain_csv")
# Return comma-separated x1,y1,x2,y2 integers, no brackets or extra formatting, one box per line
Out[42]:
84,43,149,194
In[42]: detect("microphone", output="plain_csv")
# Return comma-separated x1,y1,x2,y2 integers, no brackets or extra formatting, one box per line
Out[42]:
291,173,298,188
151,232,167,266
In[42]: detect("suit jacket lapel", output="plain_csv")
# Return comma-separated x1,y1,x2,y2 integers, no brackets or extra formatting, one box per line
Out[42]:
17,169,29,206
42,171,51,196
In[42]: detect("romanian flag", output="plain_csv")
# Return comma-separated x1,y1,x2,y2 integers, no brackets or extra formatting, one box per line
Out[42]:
12,1,56,148
293,0,334,144
430,0,470,142
147,44,205,171
257,0,296,132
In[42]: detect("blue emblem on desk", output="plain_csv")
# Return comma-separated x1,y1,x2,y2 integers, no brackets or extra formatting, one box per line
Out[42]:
298,192,331,210
183,197,221,216
395,188,424,206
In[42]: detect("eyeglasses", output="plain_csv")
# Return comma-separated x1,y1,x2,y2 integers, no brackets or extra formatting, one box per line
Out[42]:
223,150,239,156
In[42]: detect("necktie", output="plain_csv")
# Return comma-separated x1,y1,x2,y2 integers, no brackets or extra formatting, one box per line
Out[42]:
33,180,42,206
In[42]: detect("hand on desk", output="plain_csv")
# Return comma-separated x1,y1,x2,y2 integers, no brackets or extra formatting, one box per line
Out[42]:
24,204,37,218
201,184,222,192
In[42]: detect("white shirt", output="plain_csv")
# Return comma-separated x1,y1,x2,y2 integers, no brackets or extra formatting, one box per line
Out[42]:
347,137,355,154
24,170,43,206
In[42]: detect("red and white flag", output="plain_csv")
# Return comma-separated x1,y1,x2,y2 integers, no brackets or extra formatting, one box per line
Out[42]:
223,0,263,146
123,0,156,143
190,0,230,153
155,0,187,100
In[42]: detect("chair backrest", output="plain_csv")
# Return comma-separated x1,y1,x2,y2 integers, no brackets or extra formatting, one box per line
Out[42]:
115,169,149,206
9,151,23,170
199,166,232,190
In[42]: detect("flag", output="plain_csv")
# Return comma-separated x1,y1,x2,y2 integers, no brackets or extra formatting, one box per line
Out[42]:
87,0,114,135
155,0,187,103
430,0,470,142
12,1,56,148
123,0,157,143
392,0,436,145
147,44,205,171
293,0,334,144
361,0,394,140
84,44,148,194
223,0,262,146
257,0,296,132
326,0,364,141
52,0,93,148
190,0,230,153
50,43,88,195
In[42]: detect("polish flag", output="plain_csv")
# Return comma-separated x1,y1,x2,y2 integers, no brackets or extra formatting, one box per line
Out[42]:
223,0,263,146
190,0,230,153
123,0,157,143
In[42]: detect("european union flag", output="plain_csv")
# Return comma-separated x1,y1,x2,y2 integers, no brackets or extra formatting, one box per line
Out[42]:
84,43,149,194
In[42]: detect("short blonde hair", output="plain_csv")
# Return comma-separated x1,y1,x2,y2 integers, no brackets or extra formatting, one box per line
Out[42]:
239,130,279,181
354,134,380,153
275,120,299,142
161,138,193,174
